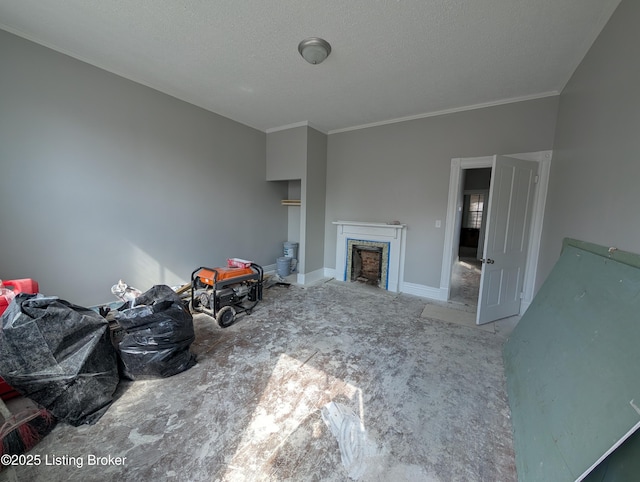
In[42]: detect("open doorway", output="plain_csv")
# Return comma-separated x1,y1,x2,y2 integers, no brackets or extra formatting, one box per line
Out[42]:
441,151,552,324
449,168,491,309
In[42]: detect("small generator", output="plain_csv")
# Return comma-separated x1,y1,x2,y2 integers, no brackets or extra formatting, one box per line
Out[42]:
189,263,263,328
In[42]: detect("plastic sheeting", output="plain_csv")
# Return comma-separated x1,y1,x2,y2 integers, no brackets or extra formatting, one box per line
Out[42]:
321,401,378,480
0,294,119,426
114,285,196,380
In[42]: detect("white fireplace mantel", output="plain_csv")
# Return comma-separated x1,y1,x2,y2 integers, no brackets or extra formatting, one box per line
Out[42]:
333,221,407,292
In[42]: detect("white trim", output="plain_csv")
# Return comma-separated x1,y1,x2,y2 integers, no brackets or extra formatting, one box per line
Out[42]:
266,120,328,135
264,121,309,134
440,151,552,315
333,221,407,292
266,121,309,133
262,263,277,274
401,282,447,301
332,220,407,229
577,421,640,482
520,300,531,315
440,157,461,301
460,157,494,169
296,268,325,285
440,156,493,299
507,150,552,308
327,92,560,134
323,268,446,302
324,267,337,279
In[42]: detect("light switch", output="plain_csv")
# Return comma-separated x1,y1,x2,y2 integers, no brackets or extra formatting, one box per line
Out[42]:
435,220,442,228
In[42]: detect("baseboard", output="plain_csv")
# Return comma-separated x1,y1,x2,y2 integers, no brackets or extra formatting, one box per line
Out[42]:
324,268,336,279
297,268,326,285
320,269,445,301
401,282,447,301
263,263,276,274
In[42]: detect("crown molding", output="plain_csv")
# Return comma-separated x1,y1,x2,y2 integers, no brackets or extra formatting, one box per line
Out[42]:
327,91,560,135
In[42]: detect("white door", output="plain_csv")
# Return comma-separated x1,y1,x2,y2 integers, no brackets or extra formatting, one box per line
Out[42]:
476,155,538,324
475,189,489,261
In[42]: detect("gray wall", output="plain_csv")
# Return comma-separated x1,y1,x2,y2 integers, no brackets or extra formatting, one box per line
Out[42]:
304,127,327,274
0,30,287,306
537,0,640,288
266,126,306,181
287,180,302,243
8,0,633,302
325,97,559,289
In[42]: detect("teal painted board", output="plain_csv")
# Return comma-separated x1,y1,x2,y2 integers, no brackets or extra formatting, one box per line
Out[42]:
503,243,640,482
583,429,640,482
563,237,640,270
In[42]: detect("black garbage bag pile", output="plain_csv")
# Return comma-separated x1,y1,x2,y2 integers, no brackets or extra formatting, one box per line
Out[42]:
0,294,119,426
114,285,196,380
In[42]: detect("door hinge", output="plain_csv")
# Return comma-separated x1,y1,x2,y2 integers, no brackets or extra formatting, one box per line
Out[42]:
519,291,524,299
534,175,539,184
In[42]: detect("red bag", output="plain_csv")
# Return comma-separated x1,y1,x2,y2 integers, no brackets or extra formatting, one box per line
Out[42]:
1,278,39,400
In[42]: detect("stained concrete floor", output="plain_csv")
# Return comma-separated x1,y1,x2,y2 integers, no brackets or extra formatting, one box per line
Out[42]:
449,256,482,308
442,257,520,336
6,280,517,482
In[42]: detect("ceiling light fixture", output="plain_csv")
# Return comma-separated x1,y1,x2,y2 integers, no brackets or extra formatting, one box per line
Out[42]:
298,37,331,65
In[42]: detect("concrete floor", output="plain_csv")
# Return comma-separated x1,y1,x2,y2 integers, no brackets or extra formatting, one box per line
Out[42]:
445,256,520,337
7,280,517,481
449,256,482,308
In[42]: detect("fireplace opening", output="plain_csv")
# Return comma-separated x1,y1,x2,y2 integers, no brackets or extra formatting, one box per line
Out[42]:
351,245,383,286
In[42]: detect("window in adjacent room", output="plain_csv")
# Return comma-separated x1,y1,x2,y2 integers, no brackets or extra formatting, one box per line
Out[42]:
463,193,485,229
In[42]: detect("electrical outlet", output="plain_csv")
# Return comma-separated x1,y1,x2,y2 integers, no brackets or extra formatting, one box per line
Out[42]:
435,220,441,228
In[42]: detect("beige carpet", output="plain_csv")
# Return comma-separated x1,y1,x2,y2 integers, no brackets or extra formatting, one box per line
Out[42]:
421,303,495,333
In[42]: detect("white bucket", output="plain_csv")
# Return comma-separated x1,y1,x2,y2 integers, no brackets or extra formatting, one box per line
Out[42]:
276,257,292,277
283,241,298,259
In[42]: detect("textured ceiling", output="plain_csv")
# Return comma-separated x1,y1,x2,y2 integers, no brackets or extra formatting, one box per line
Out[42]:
0,0,622,133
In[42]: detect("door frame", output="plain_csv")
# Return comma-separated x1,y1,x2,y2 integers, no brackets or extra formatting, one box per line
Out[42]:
439,150,552,314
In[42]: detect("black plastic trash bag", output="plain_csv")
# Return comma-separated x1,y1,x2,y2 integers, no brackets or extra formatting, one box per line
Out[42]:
0,294,119,426
114,285,196,380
